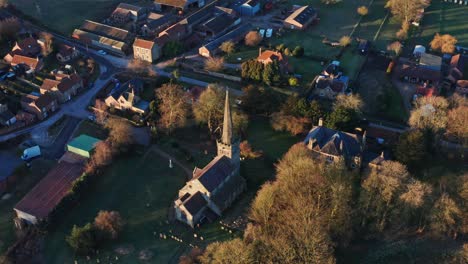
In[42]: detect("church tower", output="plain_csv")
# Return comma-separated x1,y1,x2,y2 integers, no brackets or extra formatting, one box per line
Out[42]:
217,90,240,170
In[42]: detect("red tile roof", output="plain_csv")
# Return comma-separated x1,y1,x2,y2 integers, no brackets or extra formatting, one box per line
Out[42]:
11,55,40,69
14,161,84,219
40,79,61,91
35,93,55,108
257,50,284,62
134,38,155,49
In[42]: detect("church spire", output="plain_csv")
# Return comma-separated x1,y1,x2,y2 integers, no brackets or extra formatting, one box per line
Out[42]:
221,90,233,145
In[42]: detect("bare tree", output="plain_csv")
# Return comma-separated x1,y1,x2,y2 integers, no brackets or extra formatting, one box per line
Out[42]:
357,6,369,16
39,32,54,56
155,83,190,134
85,141,113,174
128,59,156,76
105,117,134,149
409,96,449,131
387,41,403,56
339,36,352,47
430,193,463,238
385,0,428,25
94,99,109,125
430,33,458,54
245,31,262,47
220,40,236,54
333,94,364,112
446,105,468,146
204,57,224,72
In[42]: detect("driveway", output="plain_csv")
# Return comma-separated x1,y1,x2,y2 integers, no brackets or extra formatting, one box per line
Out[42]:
41,116,82,160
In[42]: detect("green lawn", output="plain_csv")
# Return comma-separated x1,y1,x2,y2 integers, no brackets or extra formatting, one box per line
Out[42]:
73,120,108,140
0,159,55,254
9,0,147,34
415,1,468,47
339,48,368,81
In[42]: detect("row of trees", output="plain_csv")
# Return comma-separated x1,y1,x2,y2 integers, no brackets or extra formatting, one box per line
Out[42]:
241,60,281,85
271,94,363,135
67,211,125,255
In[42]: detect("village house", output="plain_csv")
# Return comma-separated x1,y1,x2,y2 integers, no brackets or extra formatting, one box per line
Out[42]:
154,0,206,11
174,91,245,227
199,24,250,57
232,0,260,16
283,5,318,30
140,13,176,37
3,37,44,63
133,38,160,62
56,45,79,63
104,78,149,114
304,119,366,169
15,110,36,125
14,134,99,227
20,93,58,120
110,3,147,26
39,74,83,103
10,55,43,73
312,61,349,99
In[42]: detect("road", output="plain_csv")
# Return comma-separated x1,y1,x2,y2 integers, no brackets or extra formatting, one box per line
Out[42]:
42,116,82,159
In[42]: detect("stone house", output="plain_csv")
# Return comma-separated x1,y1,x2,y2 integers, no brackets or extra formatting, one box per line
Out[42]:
133,38,160,62
20,93,58,120
140,13,176,37
174,91,245,227
56,45,79,63
104,78,149,114
304,119,365,169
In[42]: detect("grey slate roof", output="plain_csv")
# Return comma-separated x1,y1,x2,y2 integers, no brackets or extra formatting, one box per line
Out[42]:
202,24,250,53
183,191,207,215
109,78,143,100
304,126,362,157
195,155,234,192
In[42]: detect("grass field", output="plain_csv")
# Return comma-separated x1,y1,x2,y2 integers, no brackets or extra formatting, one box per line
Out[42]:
9,0,147,34
415,1,468,46
0,159,54,255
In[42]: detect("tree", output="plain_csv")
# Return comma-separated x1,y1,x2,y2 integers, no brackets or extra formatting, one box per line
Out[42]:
288,76,298,86
180,247,204,264
85,141,113,174
339,36,352,47
262,61,280,85
39,32,54,56
220,40,236,54
385,0,428,25
430,33,458,54
156,83,190,134
396,21,410,40
93,99,108,125
200,239,255,264
325,106,360,132
333,94,364,112
240,140,262,159
105,118,134,150
271,113,312,135
292,46,304,57
357,6,369,16
359,161,412,234
204,57,224,72
387,41,403,56
394,130,430,169
240,85,279,115
94,210,125,240
0,0,8,8
162,41,184,57
430,193,463,238
128,59,156,76
245,31,262,47
193,84,247,135
409,96,449,132
446,105,468,146
66,223,97,255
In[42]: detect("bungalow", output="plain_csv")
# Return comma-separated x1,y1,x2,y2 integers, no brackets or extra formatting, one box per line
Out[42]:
198,24,250,57
154,0,205,11
133,38,160,62
3,37,43,63
40,74,83,103
304,119,365,169
394,58,441,86
56,45,79,63
10,55,43,72
20,93,58,120
232,0,260,16
283,5,318,30
104,78,149,114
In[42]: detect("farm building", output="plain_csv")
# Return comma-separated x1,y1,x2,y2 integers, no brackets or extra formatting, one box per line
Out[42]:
154,0,206,11
198,24,250,57
232,0,260,16
66,134,101,158
14,161,85,225
283,5,318,30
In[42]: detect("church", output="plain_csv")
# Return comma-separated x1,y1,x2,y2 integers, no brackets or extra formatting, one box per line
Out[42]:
174,91,246,228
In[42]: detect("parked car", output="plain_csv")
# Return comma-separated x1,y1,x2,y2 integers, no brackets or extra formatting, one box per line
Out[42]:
21,146,41,161
97,50,107,55
259,29,265,38
266,29,273,38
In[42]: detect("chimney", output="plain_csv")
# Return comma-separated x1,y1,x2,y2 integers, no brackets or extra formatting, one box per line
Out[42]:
318,118,323,127
259,47,262,57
